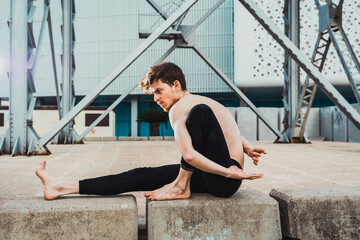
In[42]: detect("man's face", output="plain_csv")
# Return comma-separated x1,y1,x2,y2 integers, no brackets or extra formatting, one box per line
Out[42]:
149,80,179,112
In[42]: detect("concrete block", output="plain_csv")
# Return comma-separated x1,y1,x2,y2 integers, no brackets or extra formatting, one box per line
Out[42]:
0,196,138,240
84,136,102,141
164,136,175,141
258,108,279,141
278,108,285,132
320,107,333,141
227,107,237,122
236,108,257,140
333,107,347,141
149,136,163,141
102,136,117,141
118,137,136,141
270,186,360,240
147,191,281,240
304,108,320,138
348,104,360,142
136,137,150,141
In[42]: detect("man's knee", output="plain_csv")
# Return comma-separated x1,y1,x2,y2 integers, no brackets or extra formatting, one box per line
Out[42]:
187,104,215,124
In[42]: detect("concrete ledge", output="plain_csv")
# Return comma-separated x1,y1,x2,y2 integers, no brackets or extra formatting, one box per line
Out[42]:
84,136,102,141
102,136,117,141
163,136,175,141
0,195,138,240
270,186,360,239
117,137,149,141
147,190,281,240
148,136,164,141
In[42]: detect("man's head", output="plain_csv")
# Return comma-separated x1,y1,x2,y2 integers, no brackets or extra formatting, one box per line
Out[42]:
140,62,187,112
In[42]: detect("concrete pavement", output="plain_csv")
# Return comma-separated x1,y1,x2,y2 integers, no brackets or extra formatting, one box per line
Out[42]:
0,140,359,226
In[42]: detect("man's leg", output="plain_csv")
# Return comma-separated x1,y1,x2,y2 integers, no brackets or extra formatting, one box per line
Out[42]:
36,160,179,200
80,164,179,195
184,104,242,197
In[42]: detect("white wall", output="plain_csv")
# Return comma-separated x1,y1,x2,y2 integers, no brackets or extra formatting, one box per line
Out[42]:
0,109,115,138
0,109,9,137
230,107,321,141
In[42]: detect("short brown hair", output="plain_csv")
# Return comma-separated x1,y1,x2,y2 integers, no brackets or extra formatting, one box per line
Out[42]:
139,62,187,94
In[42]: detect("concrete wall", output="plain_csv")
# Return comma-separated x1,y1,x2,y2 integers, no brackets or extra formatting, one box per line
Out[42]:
232,107,321,141
320,103,360,142
0,109,115,138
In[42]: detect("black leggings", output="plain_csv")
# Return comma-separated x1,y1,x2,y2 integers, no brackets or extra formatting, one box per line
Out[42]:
79,104,242,198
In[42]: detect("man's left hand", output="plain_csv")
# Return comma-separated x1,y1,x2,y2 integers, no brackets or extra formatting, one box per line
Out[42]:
246,147,266,166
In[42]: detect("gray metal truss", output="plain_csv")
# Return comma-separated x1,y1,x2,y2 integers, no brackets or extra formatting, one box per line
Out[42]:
281,0,300,143
145,0,282,139
237,0,360,135
54,0,81,144
78,0,281,142
38,0,199,148
292,0,360,142
0,0,49,155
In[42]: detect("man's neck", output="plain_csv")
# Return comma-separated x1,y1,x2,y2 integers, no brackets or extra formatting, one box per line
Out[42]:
179,91,190,100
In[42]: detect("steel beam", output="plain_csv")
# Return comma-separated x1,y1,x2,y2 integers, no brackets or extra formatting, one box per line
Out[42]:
237,0,360,130
61,0,73,143
0,0,49,155
292,31,331,142
8,0,29,155
27,0,51,76
39,0,199,147
131,95,139,137
281,0,300,142
47,10,62,119
328,26,360,103
76,44,177,142
146,0,169,21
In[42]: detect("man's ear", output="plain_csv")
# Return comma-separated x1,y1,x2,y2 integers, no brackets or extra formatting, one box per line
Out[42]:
173,80,181,90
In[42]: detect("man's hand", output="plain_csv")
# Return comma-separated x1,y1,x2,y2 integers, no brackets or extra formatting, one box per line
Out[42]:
227,166,263,180
246,147,267,166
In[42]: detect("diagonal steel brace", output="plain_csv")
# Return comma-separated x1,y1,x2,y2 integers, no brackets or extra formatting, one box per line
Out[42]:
39,0,199,147
238,0,360,130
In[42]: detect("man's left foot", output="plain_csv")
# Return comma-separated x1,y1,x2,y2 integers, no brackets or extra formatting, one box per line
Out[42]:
144,181,191,201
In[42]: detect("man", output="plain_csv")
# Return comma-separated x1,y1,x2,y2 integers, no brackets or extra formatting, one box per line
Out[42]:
36,62,265,201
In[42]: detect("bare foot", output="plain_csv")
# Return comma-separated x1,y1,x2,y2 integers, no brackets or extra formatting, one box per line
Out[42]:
35,161,78,200
145,181,191,201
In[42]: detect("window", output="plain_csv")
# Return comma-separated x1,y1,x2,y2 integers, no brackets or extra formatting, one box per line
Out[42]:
0,113,4,127
85,113,109,127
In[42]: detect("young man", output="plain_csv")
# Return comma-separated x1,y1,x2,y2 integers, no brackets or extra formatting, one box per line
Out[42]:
36,62,265,201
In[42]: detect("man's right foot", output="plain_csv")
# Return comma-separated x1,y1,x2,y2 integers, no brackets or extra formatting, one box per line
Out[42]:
35,161,63,200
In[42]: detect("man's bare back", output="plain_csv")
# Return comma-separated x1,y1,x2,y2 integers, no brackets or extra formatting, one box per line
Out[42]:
169,94,245,168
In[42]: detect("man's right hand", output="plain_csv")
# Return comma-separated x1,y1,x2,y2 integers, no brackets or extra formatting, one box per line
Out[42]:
227,166,263,180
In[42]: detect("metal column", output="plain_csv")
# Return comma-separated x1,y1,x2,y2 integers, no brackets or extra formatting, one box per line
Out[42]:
281,0,300,142
131,95,138,137
0,0,48,155
56,0,79,144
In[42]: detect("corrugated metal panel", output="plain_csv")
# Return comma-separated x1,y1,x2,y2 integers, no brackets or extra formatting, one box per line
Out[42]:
0,0,10,98
0,0,235,97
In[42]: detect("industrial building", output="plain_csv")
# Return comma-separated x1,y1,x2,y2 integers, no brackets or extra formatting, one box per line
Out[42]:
0,0,359,155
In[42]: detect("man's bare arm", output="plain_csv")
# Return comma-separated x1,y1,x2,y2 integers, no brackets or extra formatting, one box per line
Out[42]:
173,116,231,177
241,136,266,166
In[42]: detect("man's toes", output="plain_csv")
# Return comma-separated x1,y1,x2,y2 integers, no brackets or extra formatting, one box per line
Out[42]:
144,192,153,197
